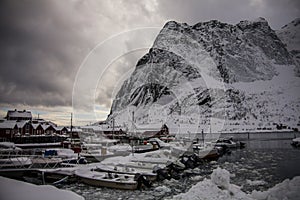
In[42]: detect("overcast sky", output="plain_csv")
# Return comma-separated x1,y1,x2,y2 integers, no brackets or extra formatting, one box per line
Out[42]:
0,0,299,125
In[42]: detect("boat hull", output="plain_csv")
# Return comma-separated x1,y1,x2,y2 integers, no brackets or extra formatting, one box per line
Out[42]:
78,175,138,190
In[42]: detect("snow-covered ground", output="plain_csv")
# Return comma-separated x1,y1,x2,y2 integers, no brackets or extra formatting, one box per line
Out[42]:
169,167,300,200
0,176,84,200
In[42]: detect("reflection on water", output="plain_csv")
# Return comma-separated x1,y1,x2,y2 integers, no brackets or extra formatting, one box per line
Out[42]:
59,133,300,200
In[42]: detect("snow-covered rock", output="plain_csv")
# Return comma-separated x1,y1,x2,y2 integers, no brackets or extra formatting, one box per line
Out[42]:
251,176,300,200
170,168,253,200
170,168,300,200
277,18,300,76
211,167,231,189
0,176,84,200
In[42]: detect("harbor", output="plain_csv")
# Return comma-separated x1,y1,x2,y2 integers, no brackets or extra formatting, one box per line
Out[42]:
1,130,300,198
1,3,300,199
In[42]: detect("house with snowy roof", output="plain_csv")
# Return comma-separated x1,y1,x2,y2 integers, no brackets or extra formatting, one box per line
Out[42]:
0,109,69,141
5,109,32,121
41,124,56,135
0,120,18,140
54,126,68,135
31,123,43,135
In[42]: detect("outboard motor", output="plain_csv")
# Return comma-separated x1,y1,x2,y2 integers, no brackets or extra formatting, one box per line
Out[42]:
134,173,152,189
155,168,171,181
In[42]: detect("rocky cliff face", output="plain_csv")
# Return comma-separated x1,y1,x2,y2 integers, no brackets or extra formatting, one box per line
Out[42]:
109,18,300,134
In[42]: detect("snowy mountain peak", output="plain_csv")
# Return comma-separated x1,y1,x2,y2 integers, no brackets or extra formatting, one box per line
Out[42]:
277,18,300,76
109,18,300,134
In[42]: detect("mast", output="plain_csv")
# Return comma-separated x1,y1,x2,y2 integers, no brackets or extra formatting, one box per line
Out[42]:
202,129,204,145
112,117,115,140
71,113,73,141
131,111,135,155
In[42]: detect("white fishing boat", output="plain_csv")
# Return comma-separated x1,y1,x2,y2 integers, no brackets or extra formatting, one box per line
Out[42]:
75,168,139,190
0,142,22,154
94,164,157,181
107,143,132,156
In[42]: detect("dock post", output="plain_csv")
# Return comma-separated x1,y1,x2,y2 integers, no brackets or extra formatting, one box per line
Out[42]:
42,171,45,185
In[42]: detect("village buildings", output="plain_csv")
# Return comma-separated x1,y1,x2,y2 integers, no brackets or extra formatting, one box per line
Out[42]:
0,109,68,141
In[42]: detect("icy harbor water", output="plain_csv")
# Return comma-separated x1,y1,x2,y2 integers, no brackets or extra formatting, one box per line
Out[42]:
58,134,300,200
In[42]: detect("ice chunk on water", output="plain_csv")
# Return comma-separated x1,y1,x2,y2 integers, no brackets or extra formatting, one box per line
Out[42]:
211,167,230,189
246,179,266,186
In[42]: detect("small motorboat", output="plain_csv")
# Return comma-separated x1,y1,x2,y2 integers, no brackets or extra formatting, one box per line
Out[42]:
80,148,115,163
291,137,300,147
94,164,157,181
75,169,139,190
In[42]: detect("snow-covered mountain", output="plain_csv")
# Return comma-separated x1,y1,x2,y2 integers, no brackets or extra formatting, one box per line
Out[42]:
276,18,300,76
108,18,300,134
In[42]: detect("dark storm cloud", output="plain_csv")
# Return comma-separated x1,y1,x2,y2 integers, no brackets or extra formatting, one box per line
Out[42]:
0,0,299,124
0,0,93,107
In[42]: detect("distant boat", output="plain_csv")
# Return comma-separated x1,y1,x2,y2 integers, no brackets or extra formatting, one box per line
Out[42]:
193,144,220,160
133,138,165,153
207,137,246,148
291,137,300,147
